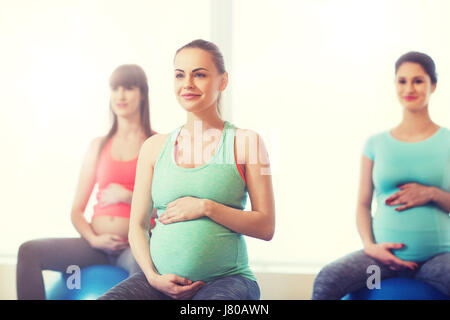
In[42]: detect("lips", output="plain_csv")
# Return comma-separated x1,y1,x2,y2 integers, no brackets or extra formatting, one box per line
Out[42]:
116,103,128,108
182,93,201,100
404,96,417,101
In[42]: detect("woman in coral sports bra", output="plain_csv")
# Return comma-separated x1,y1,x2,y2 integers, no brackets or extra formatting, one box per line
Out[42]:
16,64,156,300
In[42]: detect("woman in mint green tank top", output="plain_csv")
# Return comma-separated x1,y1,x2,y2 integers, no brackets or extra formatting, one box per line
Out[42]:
312,52,450,299
99,40,275,300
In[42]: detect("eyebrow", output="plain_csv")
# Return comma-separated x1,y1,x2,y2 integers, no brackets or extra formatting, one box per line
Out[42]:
397,75,426,79
175,68,209,73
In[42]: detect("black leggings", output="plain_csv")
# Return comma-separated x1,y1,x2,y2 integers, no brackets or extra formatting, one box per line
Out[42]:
312,250,450,300
16,237,140,300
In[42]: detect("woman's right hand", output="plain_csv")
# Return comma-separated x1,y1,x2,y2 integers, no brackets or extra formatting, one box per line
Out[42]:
364,243,419,271
90,233,129,254
149,273,205,300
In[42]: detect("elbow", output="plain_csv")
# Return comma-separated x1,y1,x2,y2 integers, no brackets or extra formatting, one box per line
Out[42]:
261,225,275,241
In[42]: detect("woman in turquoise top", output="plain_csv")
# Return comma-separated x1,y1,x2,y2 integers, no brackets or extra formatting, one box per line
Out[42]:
312,51,450,299
99,39,275,300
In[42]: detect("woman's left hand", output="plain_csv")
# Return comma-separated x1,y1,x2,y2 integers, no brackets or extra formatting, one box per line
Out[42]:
158,197,206,224
99,183,133,207
385,183,434,211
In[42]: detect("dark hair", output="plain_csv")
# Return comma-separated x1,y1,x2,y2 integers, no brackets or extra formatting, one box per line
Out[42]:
175,39,226,115
99,64,153,155
395,51,437,84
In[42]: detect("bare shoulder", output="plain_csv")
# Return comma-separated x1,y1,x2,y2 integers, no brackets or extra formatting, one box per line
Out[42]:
234,127,269,166
84,136,105,160
140,133,171,165
235,127,260,139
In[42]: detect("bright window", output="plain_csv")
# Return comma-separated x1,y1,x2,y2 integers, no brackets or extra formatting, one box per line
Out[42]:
232,0,450,270
2,1,450,274
0,0,210,256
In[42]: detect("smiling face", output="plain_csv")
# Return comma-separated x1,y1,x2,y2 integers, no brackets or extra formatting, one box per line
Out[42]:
174,48,227,114
110,85,142,118
395,62,436,112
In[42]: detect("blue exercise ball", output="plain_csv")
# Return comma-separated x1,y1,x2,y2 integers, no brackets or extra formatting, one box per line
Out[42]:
45,265,129,300
342,277,449,300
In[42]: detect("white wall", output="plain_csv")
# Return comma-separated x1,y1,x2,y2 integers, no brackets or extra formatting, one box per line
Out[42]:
0,0,210,256
1,0,449,279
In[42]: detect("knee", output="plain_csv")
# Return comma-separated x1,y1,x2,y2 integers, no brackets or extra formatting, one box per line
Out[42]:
17,240,41,263
312,263,346,300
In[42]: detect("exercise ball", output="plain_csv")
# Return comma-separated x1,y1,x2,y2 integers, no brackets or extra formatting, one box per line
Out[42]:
342,277,449,300
45,265,129,300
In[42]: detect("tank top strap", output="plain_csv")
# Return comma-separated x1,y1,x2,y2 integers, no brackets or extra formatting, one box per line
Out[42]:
154,126,183,171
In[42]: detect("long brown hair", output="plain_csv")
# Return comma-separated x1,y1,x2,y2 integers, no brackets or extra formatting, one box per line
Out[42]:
175,39,226,116
98,64,153,156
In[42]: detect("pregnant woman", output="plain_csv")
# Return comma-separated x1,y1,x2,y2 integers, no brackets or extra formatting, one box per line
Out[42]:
99,39,276,300
312,51,450,299
16,64,155,299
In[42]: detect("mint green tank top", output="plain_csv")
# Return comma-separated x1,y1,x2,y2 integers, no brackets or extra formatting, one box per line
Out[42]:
150,121,256,282
363,127,450,262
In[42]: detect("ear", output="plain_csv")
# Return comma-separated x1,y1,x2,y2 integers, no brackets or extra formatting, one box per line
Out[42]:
430,82,437,94
219,72,228,92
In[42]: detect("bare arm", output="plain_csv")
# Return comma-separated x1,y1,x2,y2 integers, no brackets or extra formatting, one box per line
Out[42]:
128,136,159,282
70,137,103,245
356,155,376,248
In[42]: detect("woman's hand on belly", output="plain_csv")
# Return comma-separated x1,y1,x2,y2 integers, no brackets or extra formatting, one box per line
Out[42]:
158,197,206,225
90,233,129,255
99,183,133,207
385,183,434,211
364,242,419,271
150,273,205,300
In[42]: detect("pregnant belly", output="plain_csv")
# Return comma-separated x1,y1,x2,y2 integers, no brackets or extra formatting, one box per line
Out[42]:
91,216,130,239
150,217,242,282
373,204,449,262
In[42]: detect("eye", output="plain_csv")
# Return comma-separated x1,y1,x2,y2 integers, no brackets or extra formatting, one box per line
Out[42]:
175,73,184,79
414,79,424,84
194,72,206,78
397,79,406,84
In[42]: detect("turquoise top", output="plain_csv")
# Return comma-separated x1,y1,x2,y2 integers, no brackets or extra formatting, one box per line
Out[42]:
363,127,450,262
150,121,256,282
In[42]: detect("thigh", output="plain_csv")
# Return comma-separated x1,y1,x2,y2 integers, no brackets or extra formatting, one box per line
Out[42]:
414,252,450,296
98,271,171,300
192,275,260,300
20,237,110,272
113,247,142,275
313,250,397,299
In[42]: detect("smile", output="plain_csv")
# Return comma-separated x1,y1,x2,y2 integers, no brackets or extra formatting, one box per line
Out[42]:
182,94,201,100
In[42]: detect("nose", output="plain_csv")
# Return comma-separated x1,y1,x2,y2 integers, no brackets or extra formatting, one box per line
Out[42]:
183,75,194,89
405,80,415,93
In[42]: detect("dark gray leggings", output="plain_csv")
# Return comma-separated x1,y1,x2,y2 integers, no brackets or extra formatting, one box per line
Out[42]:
98,272,260,300
16,237,140,300
312,250,450,300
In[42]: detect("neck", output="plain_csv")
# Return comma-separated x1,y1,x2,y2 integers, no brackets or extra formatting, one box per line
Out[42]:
184,104,224,133
115,114,144,140
397,106,436,134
